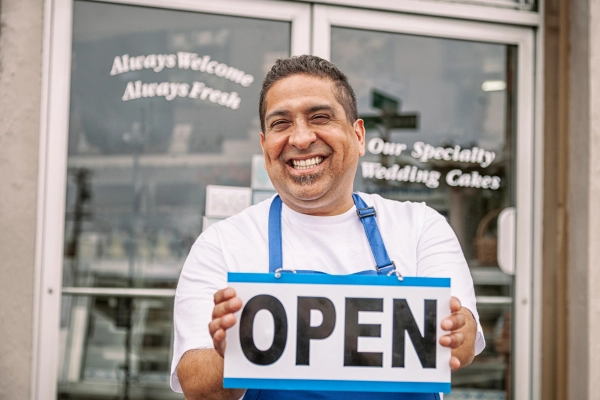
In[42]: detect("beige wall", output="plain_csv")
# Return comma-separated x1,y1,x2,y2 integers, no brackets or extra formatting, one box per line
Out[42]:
0,0,44,399
568,0,600,398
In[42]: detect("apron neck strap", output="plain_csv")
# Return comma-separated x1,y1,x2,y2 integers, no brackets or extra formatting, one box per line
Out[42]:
352,193,395,271
268,195,284,273
268,194,394,273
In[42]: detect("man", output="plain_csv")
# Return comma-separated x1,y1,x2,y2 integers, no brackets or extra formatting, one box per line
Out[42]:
171,55,484,399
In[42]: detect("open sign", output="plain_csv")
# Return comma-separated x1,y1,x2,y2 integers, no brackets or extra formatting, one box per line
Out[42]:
223,273,451,393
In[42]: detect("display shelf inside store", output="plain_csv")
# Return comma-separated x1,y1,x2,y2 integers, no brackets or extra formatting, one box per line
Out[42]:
476,296,512,305
138,346,171,361
57,379,182,400
445,388,506,400
469,265,512,285
63,262,183,290
68,152,253,169
451,357,507,386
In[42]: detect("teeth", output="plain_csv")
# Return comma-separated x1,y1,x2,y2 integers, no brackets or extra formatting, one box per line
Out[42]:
292,156,323,170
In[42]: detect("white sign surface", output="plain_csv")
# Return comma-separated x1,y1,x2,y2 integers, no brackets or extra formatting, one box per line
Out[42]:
224,273,451,393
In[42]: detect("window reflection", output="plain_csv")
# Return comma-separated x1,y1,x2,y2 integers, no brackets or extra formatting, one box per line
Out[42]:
59,295,181,399
63,1,290,289
331,27,517,399
60,1,291,398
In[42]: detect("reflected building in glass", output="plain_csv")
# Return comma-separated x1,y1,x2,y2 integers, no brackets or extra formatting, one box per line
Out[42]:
61,2,519,399
60,2,289,398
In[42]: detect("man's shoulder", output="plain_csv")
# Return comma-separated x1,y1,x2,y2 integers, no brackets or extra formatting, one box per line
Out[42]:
356,192,443,233
357,192,428,215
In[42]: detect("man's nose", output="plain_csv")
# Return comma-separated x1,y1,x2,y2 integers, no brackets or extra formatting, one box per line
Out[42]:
288,121,317,150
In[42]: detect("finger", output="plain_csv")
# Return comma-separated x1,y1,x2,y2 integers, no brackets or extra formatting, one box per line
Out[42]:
441,312,466,331
449,356,461,372
208,317,222,337
439,332,465,349
215,340,226,358
212,329,227,358
214,287,237,305
212,327,226,343
211,296,243,319
450,296,462,313
208,313,237,337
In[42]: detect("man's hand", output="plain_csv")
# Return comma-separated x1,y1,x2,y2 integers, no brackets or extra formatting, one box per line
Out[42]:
177,349,246,400
208,287,243,358
177,288,244,400
439,296,476,371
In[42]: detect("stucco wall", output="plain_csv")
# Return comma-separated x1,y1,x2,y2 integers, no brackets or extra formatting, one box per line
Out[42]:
568,0,600,398
0,0,44,399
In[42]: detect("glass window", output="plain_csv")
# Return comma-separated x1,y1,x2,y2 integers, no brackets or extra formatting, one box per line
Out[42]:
59,294,180,399
59,1,291,398
331,27,517,399
64,1,290,290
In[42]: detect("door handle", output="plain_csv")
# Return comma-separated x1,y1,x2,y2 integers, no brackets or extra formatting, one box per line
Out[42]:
497,207,516,276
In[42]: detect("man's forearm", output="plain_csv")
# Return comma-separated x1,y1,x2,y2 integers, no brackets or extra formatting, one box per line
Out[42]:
177,348,246,400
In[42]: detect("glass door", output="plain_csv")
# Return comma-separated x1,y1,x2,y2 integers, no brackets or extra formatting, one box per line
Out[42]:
313,6,535,400
39,0,310,398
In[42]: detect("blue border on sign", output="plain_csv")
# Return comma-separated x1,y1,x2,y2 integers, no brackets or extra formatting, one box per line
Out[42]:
223,378,451,393
228,272,450,287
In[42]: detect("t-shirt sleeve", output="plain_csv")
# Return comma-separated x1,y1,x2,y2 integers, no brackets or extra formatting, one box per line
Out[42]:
170,230,228,392
416,205,486,356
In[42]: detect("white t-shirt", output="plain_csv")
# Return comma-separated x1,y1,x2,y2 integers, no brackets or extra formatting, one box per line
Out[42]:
170,193,485,392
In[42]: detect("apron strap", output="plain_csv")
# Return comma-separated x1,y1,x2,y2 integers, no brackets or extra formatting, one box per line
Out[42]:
268,194,394,273
352,194,394,271
268,195,284,273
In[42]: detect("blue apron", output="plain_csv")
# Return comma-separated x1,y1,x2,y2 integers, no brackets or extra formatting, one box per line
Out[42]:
242,194,440,400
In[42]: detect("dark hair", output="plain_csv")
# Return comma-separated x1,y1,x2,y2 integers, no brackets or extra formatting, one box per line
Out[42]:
259,55,358,133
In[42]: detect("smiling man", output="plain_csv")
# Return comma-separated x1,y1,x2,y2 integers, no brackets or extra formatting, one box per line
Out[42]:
171,55,484,400
260,72,364,216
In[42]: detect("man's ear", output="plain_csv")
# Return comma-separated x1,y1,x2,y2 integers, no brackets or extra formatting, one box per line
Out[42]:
260,132,268,168
354,119,366,156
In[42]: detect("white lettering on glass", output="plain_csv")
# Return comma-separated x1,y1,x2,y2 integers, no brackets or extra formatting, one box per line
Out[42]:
446,169,501,190
111,52,255,87
410,141,496,168
361,162,441,189
122,80,241,109
366,138,407,156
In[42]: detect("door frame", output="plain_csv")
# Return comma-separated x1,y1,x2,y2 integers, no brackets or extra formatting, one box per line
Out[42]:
34,1,542,398
33,0,311,397
312,5,538,399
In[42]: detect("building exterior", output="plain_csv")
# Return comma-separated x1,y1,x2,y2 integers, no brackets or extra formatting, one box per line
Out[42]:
0,0,597,399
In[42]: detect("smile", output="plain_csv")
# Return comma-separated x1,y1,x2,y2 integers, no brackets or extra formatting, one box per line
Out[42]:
291,156,324,170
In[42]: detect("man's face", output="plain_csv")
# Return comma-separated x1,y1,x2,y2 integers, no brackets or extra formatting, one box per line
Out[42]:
260,74,365,216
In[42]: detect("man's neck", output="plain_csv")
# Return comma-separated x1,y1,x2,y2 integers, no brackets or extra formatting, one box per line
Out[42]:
279,193,356,217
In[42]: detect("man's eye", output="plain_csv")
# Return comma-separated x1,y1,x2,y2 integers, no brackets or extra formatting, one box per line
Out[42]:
271,120,289,129
312,115,330,123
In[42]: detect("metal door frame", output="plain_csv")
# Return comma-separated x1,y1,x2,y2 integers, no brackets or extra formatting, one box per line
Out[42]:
33,1,310,397
35,1,543,398
312,5,539,399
